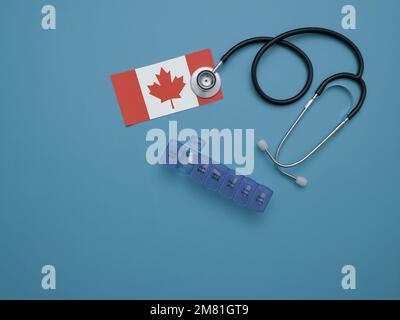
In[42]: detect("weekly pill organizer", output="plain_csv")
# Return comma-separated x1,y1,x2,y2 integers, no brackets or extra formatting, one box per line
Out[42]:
163,139,273,213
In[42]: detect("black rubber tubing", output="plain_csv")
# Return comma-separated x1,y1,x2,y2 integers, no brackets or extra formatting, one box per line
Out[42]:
219,27,366,120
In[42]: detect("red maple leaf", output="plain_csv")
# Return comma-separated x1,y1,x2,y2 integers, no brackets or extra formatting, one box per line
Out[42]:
147,68,185,109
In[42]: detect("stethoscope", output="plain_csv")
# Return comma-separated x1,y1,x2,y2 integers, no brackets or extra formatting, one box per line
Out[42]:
190,27,367,187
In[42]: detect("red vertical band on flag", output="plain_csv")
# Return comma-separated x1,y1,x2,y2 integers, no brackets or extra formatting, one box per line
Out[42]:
111,70,149,126
185,49,224,106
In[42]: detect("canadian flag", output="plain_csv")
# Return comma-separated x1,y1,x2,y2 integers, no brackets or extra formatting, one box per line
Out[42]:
111,49,223,126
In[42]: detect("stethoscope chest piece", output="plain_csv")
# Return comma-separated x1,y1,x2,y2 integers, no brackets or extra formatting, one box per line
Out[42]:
191,67,221,98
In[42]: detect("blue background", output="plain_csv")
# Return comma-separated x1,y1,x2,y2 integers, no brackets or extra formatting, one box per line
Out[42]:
0,0,399,299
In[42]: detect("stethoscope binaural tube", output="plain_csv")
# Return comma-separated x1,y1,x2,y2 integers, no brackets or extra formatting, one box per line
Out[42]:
213,27,367,187
258,73,366,187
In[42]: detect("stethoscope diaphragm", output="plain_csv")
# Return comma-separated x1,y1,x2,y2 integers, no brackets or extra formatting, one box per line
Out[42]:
190,67,221,99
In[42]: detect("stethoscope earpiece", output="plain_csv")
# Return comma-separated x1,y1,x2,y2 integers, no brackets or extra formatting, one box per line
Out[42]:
258,139,308,187
257,139,268,152
295,176,308,188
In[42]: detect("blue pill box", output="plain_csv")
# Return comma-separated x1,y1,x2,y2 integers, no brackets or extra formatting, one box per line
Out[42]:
162,140,273,213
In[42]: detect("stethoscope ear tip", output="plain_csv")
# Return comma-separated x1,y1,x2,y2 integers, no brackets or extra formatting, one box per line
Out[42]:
257,139,269,152
295,176,308,187
257,138,308,187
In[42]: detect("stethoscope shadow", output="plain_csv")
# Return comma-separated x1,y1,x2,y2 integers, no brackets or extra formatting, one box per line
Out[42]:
323,83,355,116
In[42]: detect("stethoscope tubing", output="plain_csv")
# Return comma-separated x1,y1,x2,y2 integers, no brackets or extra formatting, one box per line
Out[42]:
214,27,366,185
219,27,366,120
